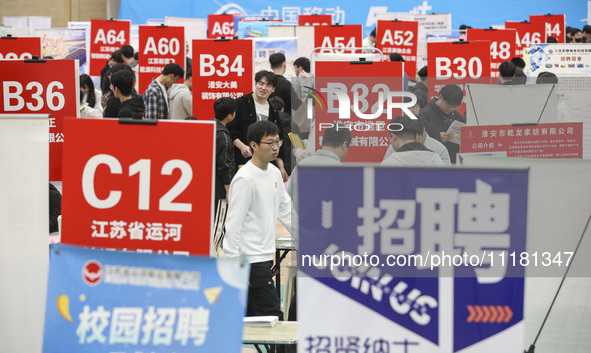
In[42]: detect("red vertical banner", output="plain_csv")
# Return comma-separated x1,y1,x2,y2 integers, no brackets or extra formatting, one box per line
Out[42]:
89,19,131,76
428,41,491,115
314,25,363,53
208,14,235,39
61,118,215,255
530,14,566,43
376,20,419,78
0,59,79,180
138,25,185,94
314,61,405,162
505,21,545,57
299,14,332,26
192,39,254,120
0,36,42,59
466,28,517,78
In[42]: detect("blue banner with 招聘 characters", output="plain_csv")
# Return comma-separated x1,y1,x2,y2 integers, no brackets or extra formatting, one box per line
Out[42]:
42,244,249,353
298,166,528,352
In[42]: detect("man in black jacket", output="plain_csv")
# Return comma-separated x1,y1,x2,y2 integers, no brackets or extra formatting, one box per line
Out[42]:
419,84,465,164
211,97,237,254
111,70,145,119
268,53,302,115
227,70,288,181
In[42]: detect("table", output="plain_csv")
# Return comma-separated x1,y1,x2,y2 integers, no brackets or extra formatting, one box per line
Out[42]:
273,236,296,298
243,321,298,353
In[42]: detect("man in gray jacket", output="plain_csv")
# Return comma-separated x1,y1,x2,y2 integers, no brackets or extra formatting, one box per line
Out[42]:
169,71,193,120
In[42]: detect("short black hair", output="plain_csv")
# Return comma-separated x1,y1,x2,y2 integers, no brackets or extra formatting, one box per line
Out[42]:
162,63,184,77
248,120,280,144
185,69,192,80
269,52,286,69
294,57,310,73
391,115,419,140
110,50,124,64
417,66,428,81
439,84,463,106
583,25,591,34
499,61,516,80
268,96,285,111
546,36,558,43
389,53,405,62
322,124,352,147
110,70,135,96
110,63,134,75
510,57,526,69
254,70,277,87
214,97,237,121
370,28,376,37
121,45,134,59
536,71,558,84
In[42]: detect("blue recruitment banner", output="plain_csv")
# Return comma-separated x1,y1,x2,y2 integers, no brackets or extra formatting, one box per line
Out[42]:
43,244,249,353
298,166,528,352
119,0,586,38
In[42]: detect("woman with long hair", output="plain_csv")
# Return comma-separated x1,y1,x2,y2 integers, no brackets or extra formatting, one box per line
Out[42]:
80,74,103,118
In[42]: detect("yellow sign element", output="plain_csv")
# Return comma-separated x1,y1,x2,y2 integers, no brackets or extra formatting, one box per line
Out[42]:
204,286,223,304
57,294,73,323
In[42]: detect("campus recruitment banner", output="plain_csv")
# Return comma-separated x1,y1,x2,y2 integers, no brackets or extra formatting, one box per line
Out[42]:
61,118,215,255
298,166,528,353
43,244,249,353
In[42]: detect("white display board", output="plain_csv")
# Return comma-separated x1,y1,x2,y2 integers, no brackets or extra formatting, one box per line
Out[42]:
464,84,558,125
165,16,207,60
269,25,315,61
0,114,50,353
3,16,51,37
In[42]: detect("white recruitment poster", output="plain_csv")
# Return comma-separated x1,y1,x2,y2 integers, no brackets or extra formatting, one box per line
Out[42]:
524,43,591,158
164,16,207,62
269,25,315,60
298,166,528,353
377,13,452,69
0,114,49,353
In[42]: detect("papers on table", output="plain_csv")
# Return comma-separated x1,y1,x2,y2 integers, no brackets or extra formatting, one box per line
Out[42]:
244,316,279,327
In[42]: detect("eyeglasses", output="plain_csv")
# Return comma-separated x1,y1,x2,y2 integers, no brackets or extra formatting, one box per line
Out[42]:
259,140,283,149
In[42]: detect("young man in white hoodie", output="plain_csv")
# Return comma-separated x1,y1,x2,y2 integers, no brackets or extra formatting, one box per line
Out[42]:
168,71,193,120
223,120,294,322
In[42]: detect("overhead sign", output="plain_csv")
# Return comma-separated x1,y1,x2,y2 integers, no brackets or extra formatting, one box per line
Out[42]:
314,60,405,162
460,122,583,158
207,14,235,39
298,14,332,26
61,118,215,255
428,41,492,114
43,244,249,353
530,14,565,43
0,36,42,59
192,39,254,120
505,21,545,57
314,24,363,53
466,28,517,78
0,59,79,180
90,19,131,76
298,166,528,353
138,25,185,94
376,20,419,78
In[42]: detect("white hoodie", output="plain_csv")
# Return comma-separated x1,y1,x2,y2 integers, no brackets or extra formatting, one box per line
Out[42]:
168,84,192,120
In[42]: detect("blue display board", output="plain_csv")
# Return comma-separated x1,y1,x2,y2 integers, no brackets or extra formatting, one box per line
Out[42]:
43,244,249,353
298,166,528,352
